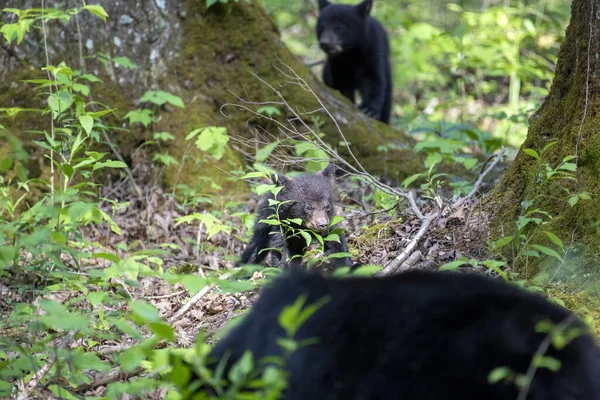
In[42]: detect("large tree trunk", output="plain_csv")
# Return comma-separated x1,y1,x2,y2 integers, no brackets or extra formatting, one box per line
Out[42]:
0,0,420,193
486,0,600,275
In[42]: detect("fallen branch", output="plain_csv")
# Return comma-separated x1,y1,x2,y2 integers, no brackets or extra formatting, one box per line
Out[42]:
167,273,231,323
376,213,438,276
73,367,144,394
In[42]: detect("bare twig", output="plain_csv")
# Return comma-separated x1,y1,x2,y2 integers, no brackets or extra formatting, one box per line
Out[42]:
41,0,55,203
145,290,187,300
73,367,144,393
167,273,231,322
452,147,504,209
376,212,439,276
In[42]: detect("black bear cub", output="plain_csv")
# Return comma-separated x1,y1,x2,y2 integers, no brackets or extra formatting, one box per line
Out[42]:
317,0,392,124
239,164,352,269
187,269,600,400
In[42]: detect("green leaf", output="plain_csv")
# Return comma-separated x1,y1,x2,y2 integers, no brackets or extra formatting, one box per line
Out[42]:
129,300,160,323
124,109,154,127
324,252,352,259
568,196,579,207
256,141,279,162
49,385,80,400
194,126,229,159
256,183,276,196
522,250,540,258
83,5,109,22
0,155,13,171
0,23,19,44
181,275,208,295
438,260,469,271
78,73,103,82
533,355,561,372
79,115,94,134
240,171,268,179
346,265,383,276
62,163,74,179
228,351,254,384
112,56,138,69
86,292,106,307
206,0,219,8
557,162,576,172
488,367,512,383
139,90,184,108
257,106,281,117
401,172,423,188
543,231,564,248
149,322,176,342
153,131,175,141
530,245,563,262
73,82,90,96
522,148,539,159
329,215,344,227
461,157,477,170
0,19,33,44
324,233,340,243
300,231,312,247
215,279,255,293
93,160,128,170
107,317,143,339
493,235,513,249
48,88,74,118
119,346,146,372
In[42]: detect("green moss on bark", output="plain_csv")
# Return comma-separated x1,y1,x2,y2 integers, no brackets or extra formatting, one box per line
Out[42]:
486,0,600,276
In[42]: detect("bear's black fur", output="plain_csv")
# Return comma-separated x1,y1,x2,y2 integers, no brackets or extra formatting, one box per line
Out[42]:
317,0,392,124
196,269,600,399
239,164,352,269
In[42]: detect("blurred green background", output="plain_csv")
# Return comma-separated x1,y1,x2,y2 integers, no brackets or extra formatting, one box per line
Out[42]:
260,0,570,150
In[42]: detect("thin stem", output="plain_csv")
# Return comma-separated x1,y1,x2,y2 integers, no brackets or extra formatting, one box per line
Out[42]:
41,0,55,204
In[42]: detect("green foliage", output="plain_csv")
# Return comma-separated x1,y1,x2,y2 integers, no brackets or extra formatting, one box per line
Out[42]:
488,143,591,277
187,126,230,160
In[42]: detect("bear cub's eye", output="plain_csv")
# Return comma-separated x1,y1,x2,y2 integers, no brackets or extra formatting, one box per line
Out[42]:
304,204,313,212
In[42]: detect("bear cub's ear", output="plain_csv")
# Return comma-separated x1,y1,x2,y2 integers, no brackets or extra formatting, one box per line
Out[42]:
270,172,293,187
319,163,337,179
318,0,331,11
355,0,372,17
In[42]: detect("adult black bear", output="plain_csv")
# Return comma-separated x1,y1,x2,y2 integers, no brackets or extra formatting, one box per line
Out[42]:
317,0,392,124
186,269,600,399
238,164,352,269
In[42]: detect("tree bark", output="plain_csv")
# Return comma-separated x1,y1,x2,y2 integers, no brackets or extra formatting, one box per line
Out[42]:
486,0,600,274
0,0,420,192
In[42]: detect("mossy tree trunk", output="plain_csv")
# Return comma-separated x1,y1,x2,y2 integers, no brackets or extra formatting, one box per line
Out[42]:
0,0,419,193
486,0,600,275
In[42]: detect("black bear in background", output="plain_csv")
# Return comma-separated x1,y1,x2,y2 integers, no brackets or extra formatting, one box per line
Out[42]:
192,269,600,400
238,164,353,269
317,0,392,124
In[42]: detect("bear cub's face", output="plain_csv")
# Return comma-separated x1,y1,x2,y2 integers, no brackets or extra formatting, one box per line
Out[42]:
276,164,337,233
316,0,372,56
